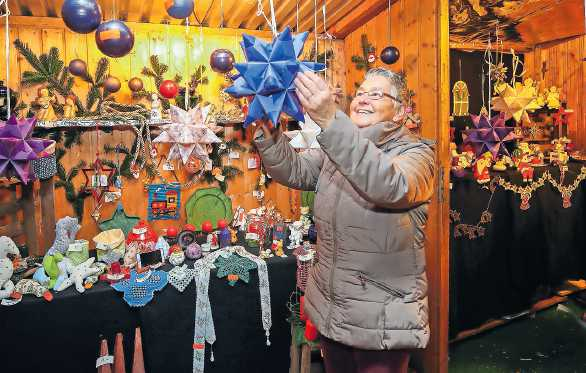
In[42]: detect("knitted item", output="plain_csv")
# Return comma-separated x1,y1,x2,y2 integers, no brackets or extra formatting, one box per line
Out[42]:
47,217,80,255
214,253,257,286
32,153,57,180
111,270,168,307
168,264,196,292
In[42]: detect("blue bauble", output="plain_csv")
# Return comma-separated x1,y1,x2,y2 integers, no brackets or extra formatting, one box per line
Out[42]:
210,49,235,73
165,0,195,19
95,20,135,58
61,0,102,34
380,46,400,65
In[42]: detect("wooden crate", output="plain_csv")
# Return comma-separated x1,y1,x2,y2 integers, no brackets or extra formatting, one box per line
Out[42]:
0,178,56,256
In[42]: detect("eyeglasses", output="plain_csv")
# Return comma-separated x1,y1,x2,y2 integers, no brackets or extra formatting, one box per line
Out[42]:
354,90,401,103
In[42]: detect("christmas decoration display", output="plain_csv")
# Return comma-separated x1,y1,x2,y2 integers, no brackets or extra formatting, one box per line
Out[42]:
159,79,179,99
284,114,321,149
452,81,470,117
126,221,158,253
0,116,54,183
462,112,519,158
380,46,400,65
68,59,87,77
95,20,135,58
128,77,144,92
61,0,102,34
165,0,195,19
104,76,122,93
34,88,57,121
0,237,20,300
210,49,235,74
147,183,181,220
225,27,325,127
111,270,168,307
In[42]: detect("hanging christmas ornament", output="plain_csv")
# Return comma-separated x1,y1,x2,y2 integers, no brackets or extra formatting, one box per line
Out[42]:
61,0,102,34
68,59,87,77
128,77,144,92
165,0,195,19
159,80,179,99
380,46,400,65
95,20,135,58
104,76,121,93
463,112,520,158
210,49,235,74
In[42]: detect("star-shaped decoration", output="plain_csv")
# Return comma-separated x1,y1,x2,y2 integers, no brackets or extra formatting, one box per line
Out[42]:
283,114,321,149
111,269,168,307
491,82,541,123
463,112,520,158
0,116,54,183
215,253,257,286
99,203,141,236
153,105,221,168
225,27,325,128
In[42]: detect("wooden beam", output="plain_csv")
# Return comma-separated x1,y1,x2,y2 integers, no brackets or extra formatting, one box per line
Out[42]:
225,0,258,29
295,0,346,33
517,0,585,45
328,0,391,39
244,0,272,31
281,0,322,33
450,41,533,53
272,0,299,31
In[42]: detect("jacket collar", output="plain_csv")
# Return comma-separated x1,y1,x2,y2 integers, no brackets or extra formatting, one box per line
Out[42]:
359,121,411,146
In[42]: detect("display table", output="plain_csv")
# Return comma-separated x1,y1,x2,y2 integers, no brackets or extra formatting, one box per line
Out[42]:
0,251,297,373
449,162,586,337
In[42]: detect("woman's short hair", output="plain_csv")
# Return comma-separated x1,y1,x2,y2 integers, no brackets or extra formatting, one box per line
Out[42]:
364,68,405,109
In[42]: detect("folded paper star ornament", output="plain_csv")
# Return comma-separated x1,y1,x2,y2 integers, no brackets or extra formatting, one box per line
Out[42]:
225,27,325,128
284,114,321,149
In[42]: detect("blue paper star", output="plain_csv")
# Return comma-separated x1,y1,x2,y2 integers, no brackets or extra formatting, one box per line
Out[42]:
225,27,325,127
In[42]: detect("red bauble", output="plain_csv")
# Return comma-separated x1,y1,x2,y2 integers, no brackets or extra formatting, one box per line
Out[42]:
159,80,179,99
184,224,197,232
304,319,318,341
299,296,307,321
217,219,227,229
201,220,213,233
166,227,178,238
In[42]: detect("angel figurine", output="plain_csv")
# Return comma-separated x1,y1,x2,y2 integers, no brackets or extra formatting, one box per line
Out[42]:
63,96,77,119
35,88,57,121
150,94,162,121
288,221,304,250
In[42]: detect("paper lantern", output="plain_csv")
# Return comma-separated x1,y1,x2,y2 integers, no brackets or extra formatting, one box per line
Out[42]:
380,46,400,65
104,76,121,93
95,20,135,58
210,49,235,73
165,0,195,19
159,80,179,99
128,77,144,92
68,59,87,77
61,0,102,34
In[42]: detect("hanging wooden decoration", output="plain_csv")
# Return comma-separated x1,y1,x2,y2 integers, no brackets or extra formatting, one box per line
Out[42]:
147,183,181,221
452,81,470,117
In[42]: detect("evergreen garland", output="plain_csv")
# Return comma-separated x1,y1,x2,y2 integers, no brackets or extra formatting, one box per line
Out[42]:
53,147,89,219
351,34,375,72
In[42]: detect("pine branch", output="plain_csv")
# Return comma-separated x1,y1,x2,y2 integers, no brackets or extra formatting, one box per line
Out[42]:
94,58,109,85
14,39,48,75
173,74,182,83
21,71,48,86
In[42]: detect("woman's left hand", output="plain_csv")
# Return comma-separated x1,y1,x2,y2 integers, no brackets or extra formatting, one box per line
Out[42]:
294,71,337,129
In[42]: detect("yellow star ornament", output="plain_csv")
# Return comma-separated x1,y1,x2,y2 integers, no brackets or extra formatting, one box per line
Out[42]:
491,82,541,124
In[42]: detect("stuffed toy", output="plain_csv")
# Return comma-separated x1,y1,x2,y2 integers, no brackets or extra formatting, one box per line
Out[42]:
47,216,81,255
0,236,20,299
33,252,68,289
54,257,102,293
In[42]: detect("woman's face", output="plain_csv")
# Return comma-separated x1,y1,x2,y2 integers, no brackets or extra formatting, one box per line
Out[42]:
349,75,399,128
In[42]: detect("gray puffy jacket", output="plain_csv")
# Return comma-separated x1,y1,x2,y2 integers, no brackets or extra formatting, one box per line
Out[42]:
255,111,435,350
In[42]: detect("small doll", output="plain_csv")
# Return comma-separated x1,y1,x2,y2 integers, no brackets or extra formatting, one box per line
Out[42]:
63,96,77,119
473,157,491,184
35,88,57,121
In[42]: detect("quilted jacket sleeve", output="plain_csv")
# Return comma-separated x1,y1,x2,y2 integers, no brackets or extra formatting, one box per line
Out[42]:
317,111,435,209
254,130,325,191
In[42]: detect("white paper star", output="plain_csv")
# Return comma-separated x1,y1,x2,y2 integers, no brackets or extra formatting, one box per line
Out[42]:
284,114,321,149
153,105,222,166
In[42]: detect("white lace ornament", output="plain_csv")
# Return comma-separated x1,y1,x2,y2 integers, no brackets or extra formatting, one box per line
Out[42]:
168,264,196,292
192,246,272,373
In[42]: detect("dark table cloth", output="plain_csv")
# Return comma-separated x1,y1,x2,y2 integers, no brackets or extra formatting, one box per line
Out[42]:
449,161,586,338
0,249,297,373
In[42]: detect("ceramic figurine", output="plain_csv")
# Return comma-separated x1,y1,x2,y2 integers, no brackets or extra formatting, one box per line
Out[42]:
288,221,304,250
150,93,162,121
63,96,77,119
35,88,57,121
0,236,19,299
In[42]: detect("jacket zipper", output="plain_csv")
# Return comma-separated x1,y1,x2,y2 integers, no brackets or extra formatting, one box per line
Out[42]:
357,273,408,299
325,180,344,334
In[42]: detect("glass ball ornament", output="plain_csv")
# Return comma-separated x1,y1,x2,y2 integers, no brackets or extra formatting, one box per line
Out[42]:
104,76,121,93
128,77,144,92
165,0,195,19
159,79,179,99
380,46,400,65
68,59,87,77
210,49,235,74
95,20,135,58
61,0,102,34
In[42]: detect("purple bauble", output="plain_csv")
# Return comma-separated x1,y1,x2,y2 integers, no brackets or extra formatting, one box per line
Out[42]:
185,243,202,260
68,59,87,77
165,0,195,19
104,76,121,93
95,20,135,58
380,46,400,65
62,0,102,34
210,49,235,74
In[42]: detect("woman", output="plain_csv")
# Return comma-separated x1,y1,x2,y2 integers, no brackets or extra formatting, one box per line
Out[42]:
255,68,435,373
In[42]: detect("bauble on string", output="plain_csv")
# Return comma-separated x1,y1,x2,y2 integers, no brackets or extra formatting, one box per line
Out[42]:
95,20,135,58
128,77,144,92
68,59,87,77
380,46,400,65
61,0,102,34
210,49,235,74
159,80,179,99
165,0,195,19
104,76,121,93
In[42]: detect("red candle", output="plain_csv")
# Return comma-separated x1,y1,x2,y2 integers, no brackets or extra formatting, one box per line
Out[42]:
304,319,318,341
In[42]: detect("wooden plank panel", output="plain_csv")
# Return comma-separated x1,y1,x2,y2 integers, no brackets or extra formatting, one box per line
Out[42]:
16,27,42,113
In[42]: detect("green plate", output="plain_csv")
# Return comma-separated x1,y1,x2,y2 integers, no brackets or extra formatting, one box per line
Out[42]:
185,187,233,230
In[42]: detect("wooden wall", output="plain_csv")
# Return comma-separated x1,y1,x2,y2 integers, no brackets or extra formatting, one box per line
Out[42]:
0,16,346,243
524,35,586,149
344,1,451,372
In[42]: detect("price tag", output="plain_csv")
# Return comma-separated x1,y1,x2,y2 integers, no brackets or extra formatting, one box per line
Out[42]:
163,161,175,171
96,355,114,368
247,157,258,169
100,174,109,187
229,151,240,159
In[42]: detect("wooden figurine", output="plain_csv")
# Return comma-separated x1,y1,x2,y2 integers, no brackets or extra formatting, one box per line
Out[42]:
35,88,57,121
473,157,491,184
518,154,535,182
63,96,77,119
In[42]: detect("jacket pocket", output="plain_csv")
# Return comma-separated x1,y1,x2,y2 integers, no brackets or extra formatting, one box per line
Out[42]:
357,272,411,299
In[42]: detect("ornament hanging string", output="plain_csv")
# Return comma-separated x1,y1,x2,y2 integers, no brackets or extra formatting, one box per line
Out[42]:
483,34,492,116
320,4,334,83
256,0,277,36
1,0,10,116
296,0,300,32
192,0,215,26
185,17,190,110
313,0,318,63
